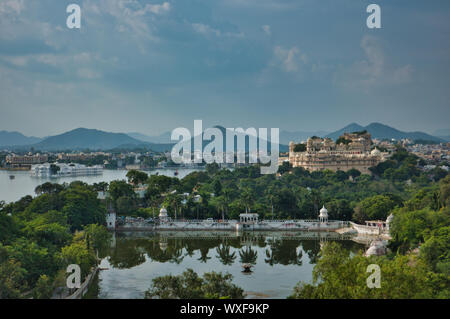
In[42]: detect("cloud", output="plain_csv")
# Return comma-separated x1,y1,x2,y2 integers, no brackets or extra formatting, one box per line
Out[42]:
262,25,271,36
141,2,171,15
334,35,413,90
273,46,307,73
192,23,245,38
77,68,101,79
0,0,25,15
222,0,298,10
84,0,171,42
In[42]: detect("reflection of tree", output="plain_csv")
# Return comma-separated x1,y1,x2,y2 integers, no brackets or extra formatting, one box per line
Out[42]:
239,246,257,265
264,239,303,266
169,248,185,264
256,235,267,248
108,239,146,269
145,239,184,264
299,240,320,264
184,245,195,258
197,247,211,263
216,244,236,266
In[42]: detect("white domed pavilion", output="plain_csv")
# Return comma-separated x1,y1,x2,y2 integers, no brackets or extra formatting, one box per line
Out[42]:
319,205,328,223
159,207,168,222
371,148,381,156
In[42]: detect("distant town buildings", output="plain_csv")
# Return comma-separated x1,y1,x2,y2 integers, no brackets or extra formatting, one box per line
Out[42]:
406,143,450,163
57,152,110,161
6,154,48,167
288,132,387,174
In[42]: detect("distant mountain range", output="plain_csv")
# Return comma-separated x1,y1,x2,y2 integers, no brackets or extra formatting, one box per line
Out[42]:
128,129,329,146
433,129,450,142
127,131,172,144
186,126,289,153
0,131,42,147
1,128,173,152
0,123,447,152
279,130,329,145
325,123,446,143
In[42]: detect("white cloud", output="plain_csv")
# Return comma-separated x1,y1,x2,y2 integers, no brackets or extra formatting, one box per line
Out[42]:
0,0,25,15
273,46,307,73
84,0,171,42
2,56,28,67
334,35,413,90
192,23,245,38
262,25,271,36
141,2,171,15
192,23,221,36
77,68,101,79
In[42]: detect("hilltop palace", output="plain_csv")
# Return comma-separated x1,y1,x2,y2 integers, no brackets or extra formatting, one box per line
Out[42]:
288,132,387,174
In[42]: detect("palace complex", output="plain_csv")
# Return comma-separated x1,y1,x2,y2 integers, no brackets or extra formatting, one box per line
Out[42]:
288,132,387,174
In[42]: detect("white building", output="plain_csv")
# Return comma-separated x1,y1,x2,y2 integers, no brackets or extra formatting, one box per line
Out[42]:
30,163,103,177
159,207,169,223
319,206,328,223
106,212,116,230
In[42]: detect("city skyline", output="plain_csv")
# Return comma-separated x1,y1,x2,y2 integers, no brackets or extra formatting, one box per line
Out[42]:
1,0,450,137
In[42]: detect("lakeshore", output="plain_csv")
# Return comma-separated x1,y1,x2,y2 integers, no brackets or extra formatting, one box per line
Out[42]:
0,168,202,203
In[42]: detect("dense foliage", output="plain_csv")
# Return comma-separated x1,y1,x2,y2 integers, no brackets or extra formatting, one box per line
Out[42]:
290,176,450,299
144,268,245,299
0,182,110,299
0,147,448,299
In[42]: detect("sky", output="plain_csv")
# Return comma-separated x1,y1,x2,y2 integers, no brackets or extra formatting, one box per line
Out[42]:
0,0,449,137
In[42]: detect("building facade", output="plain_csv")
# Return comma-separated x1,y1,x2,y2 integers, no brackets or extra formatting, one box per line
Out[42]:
30,163,103,177
288,132,386,174
6,154,48,167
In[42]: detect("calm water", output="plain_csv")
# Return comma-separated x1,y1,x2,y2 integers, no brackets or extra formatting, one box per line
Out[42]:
0,168,201,203
93,231,364,299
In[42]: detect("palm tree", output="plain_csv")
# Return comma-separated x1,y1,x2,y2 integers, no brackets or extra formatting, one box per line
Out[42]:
164,193,182,220
241,188,254,213
216,196,227,220
265,186,276,220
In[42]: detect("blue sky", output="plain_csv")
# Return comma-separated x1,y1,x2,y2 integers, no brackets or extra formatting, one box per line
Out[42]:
0,0,449,137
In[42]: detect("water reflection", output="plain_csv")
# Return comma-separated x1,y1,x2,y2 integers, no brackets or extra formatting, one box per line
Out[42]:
95,231,364,299
216,244,236,266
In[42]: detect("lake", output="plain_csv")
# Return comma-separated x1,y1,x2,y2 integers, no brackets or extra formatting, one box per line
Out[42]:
91,231,364,299
0,168,202,203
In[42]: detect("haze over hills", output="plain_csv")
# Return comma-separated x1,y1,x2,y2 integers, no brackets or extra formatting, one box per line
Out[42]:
279,130,330,145
127,132,172,144
6,128,173,152
188,126,289,153
128,129,329,146
433,129,450,142
325,123,446,143
0,131,42,147
1,122,446,152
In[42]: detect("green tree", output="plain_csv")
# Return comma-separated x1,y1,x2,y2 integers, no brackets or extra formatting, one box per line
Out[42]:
353,195,397,223
145,269,245,299
289,242,444,299
60,239,96,281
33,274,53,299
126,170,148,186
0,259,27,299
